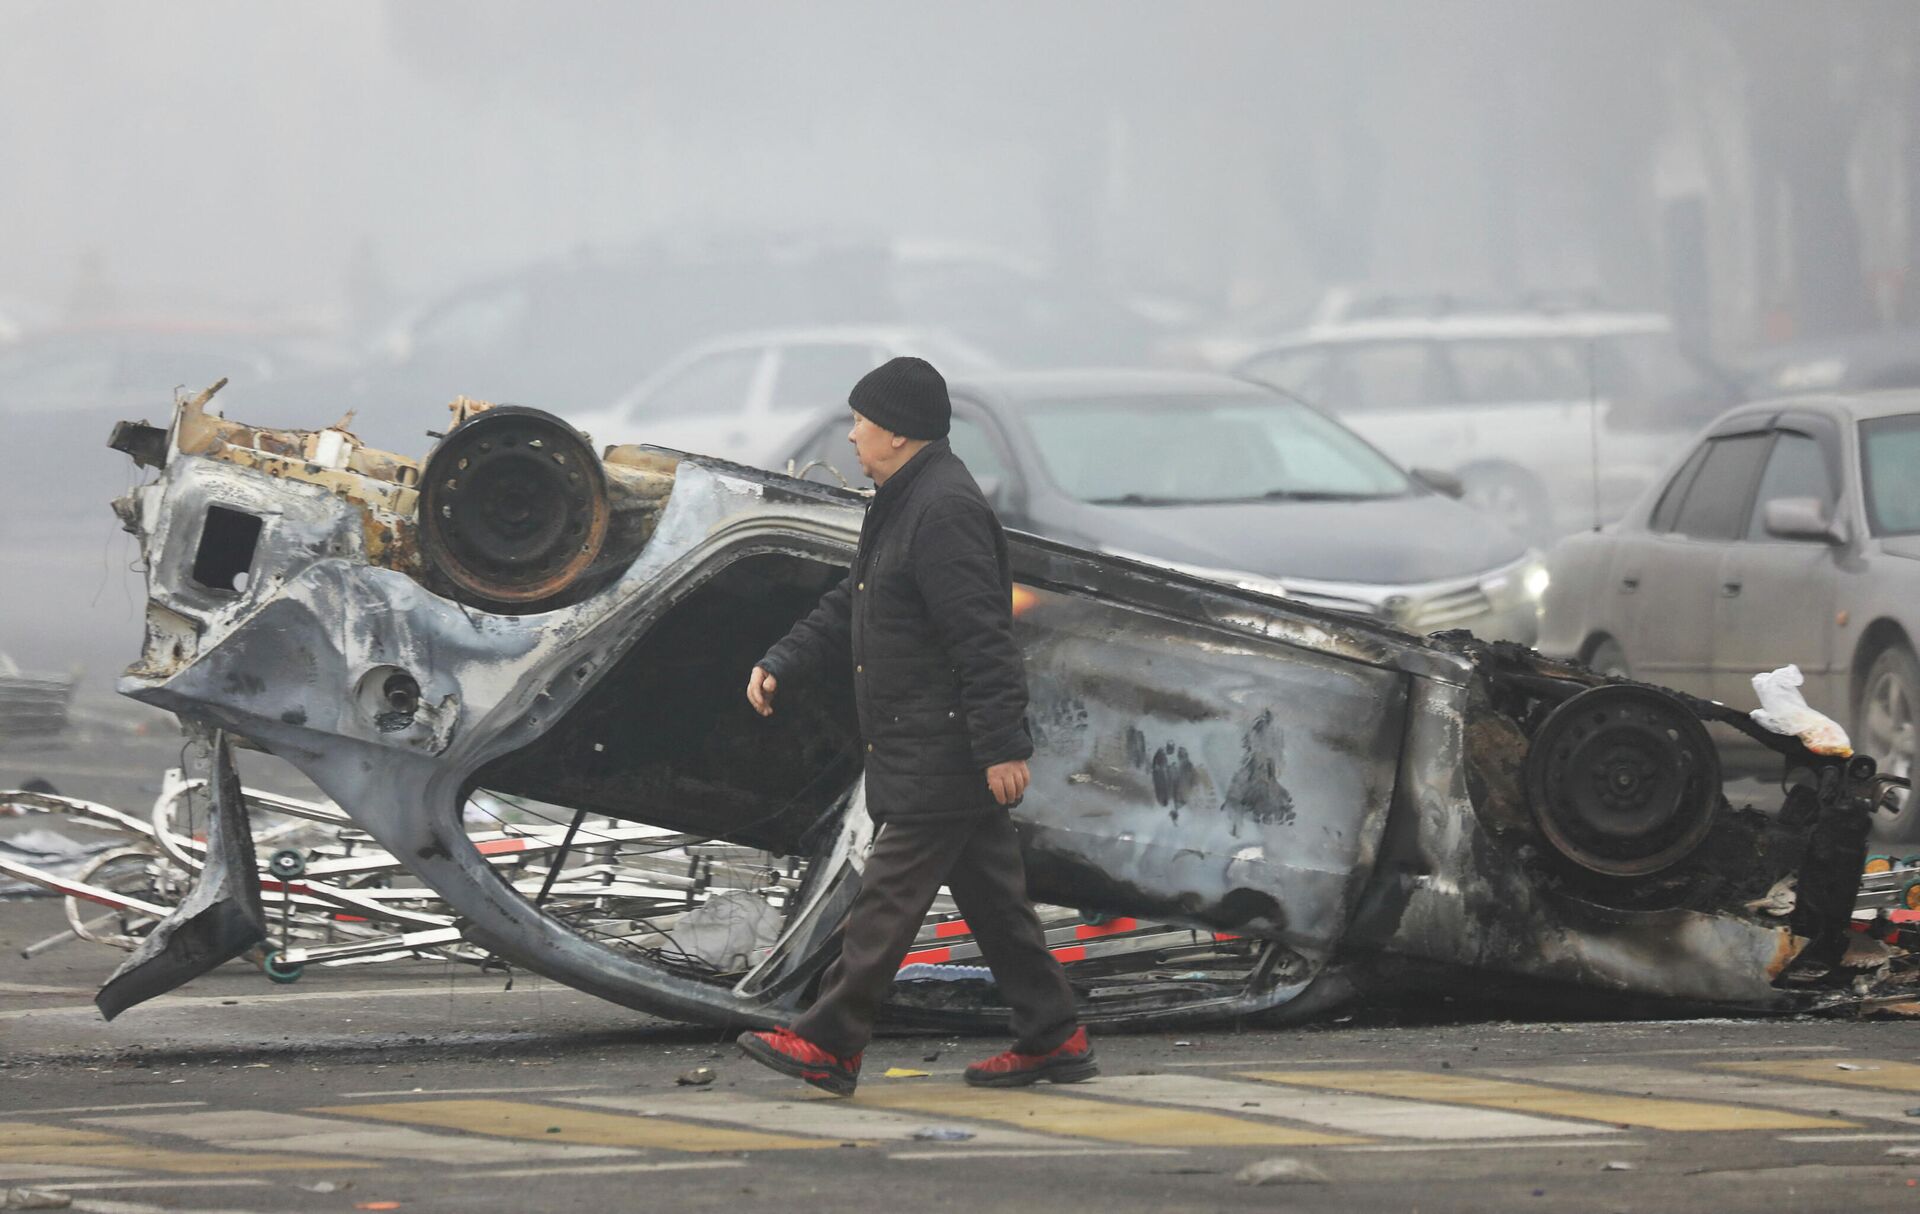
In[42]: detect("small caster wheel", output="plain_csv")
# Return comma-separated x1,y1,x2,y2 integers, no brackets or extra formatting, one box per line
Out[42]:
262,949,304,984
268,849,307,880
1866,854,1893,874
1902,879,1920,912
1902,855,1920,870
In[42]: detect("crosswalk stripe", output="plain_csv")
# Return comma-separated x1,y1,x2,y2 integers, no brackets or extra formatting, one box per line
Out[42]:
1486,1064,1920,1124
311,1100,839,1153
1714,1059,1920,1093
0,1122,369,1175
566,1093,1080,1148
849,1086,1364,1147
1243,1070,1851,1131
477,1161,747,1179
1088,1074,1612,1140
0,1164,131,1181
87,1111,631,1165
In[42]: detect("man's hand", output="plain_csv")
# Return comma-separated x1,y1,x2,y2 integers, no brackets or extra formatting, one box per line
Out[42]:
747,666,779,718
986,759,1030,807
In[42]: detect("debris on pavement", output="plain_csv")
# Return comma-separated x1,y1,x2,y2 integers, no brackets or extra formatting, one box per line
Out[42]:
2,1190,72,1211
676,1067,717,1086
909,1126,976,1142
1234,1157,1330,1186
882,1067,931,1078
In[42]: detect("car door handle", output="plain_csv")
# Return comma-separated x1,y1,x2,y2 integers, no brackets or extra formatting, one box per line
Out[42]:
1721,581,1742,598
1619,576,1639,593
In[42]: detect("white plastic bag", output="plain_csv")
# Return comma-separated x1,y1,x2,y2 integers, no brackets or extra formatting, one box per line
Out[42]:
1750,665,1852,756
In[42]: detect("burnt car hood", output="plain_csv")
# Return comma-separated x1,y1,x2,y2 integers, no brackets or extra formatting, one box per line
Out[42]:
1075,493,1527,584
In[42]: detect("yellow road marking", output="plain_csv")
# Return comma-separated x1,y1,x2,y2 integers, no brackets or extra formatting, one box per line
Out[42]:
1715,1059,1920,1093
312,1100,838,1153
1244,1071,1851,1132
0,1122,366,1175
851,1086,1363,1147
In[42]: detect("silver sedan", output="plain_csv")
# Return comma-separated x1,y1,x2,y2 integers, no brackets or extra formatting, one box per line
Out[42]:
1539,390,1920,836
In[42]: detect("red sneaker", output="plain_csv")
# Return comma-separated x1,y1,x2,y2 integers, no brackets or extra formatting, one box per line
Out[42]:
964,1026,1099,1088
737,1027,862,1096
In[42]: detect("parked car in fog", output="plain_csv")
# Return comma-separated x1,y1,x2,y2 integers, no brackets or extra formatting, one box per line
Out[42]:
569,325,995,469
782,369,1548,643
1740,327,1920,398
1234,303,1737,542
287,237,899,453
1538,391,1920,835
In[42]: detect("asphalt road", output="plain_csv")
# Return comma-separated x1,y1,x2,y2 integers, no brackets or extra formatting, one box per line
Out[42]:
8,695,1920,1213
4,899,1920,1214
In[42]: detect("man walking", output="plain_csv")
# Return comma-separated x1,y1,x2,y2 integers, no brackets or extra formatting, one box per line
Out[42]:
737,356,1094,1096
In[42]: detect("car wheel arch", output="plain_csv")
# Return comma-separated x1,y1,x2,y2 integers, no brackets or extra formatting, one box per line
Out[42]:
1851,618,1914,710
1581,632,1631,678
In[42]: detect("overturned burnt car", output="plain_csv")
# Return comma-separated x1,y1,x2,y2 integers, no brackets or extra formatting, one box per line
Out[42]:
93,382,1913,1028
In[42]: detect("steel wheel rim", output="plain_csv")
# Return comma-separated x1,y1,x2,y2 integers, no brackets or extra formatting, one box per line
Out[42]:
1865,667,1916,813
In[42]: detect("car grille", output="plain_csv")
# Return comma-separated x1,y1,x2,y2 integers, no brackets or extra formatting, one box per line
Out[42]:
1406,584,1492,630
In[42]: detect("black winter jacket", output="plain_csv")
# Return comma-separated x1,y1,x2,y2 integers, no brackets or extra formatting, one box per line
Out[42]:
759,439,1032,820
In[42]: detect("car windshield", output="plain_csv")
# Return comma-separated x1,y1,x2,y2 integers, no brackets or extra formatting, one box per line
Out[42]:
1860,413,1920,537
1021,393,1412,505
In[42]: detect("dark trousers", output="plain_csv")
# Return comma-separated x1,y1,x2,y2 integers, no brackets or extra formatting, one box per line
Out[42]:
791,807,1079,1059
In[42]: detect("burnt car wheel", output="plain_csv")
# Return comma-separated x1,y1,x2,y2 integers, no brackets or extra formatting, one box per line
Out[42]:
419,406,610,609
1857,644,1919,840
1525,684,1720,877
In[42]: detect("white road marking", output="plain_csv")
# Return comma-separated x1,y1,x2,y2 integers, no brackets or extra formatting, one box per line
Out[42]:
66,1202,270,1214
1328,1139,1649,1154
1162,1057,1384,1069
1781,1134,1920,1143
0,1165,129,1181
41,1179,271,1191
567,1093,1083,1148
87,1110,631,1165
477,1161,746,1179
1487,1063,1920,1124
887,1148,1185,1161
0,982,95,996
24,1102,207,1116
1597,1045,1843,1057
337,1084,606,1099
1092,1073,1613,1140
0,983,595,1021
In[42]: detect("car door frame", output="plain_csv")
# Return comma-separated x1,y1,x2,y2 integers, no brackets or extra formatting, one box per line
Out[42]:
1619,420,1775,696
1711,412,1852,710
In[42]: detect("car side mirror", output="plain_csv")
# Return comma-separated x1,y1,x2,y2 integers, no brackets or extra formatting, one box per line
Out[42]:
1411,467,1465,499
1762,496,1846,545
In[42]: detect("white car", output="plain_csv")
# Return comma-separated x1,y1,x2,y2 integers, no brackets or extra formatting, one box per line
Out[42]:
567,325,996,470
1236,308,1735,541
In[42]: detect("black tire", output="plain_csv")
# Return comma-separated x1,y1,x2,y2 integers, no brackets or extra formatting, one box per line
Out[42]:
1586,636,1631,680
1856,644,1920,842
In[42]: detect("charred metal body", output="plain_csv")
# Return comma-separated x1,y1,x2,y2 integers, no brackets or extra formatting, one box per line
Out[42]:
100,388,1903,1027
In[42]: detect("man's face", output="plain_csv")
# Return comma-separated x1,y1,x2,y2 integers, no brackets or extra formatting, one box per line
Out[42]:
848,410,898,481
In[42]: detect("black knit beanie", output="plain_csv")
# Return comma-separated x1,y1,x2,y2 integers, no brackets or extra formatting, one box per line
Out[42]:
847,356,950,440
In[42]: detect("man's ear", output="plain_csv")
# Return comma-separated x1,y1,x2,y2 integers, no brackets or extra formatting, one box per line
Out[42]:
889,433,908,450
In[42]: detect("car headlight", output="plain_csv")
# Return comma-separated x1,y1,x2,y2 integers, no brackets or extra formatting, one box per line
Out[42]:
1479,552,1549,609
1524,563,1551,600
